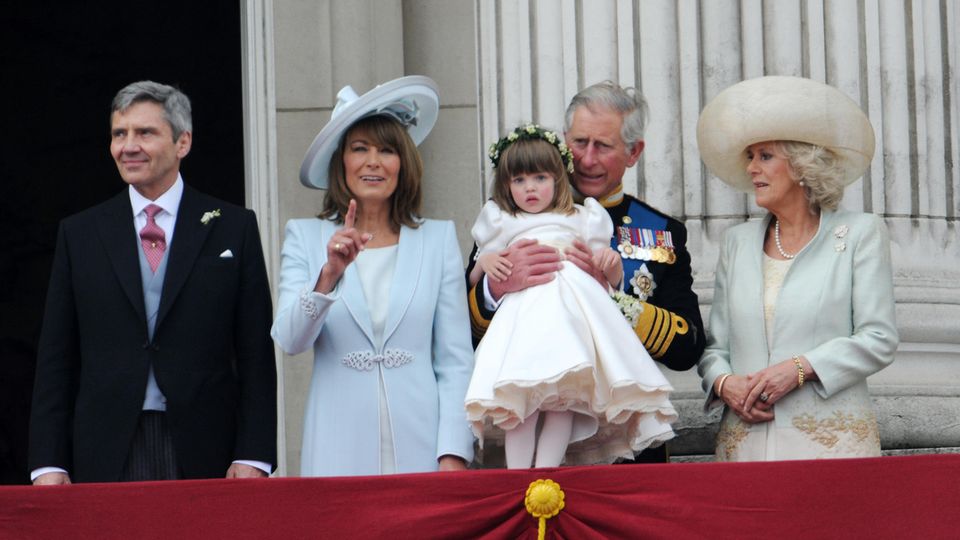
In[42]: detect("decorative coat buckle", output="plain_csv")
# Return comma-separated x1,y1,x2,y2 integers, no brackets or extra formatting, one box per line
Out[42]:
341,349,413,371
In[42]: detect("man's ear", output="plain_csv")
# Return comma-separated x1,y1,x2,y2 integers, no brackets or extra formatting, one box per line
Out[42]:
626,140,645,167
176,131,193,159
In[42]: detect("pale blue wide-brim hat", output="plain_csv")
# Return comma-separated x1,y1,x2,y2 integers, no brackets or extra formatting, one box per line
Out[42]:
299,75,440,189
696,76,875,192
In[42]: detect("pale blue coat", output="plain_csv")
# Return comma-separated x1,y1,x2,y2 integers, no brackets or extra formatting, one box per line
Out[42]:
698,210,898,460
271,218,475,476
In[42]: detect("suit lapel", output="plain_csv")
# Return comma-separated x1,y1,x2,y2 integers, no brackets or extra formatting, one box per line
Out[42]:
96,191,147,323
157,185,214,328
382,225,422,344
748,215,771,354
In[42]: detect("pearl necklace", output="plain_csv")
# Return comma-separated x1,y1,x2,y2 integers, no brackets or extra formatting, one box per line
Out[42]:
774,219,796,259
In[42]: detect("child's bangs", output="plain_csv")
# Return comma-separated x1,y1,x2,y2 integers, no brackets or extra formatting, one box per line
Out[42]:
501,140,563,178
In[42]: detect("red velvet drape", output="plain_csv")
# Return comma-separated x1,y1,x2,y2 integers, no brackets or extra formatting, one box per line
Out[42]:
2,455,958,539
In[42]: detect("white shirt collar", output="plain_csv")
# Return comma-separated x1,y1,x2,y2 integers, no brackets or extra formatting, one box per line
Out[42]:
129,175,184,218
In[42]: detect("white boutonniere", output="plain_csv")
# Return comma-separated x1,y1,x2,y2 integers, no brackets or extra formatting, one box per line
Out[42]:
200,209,221,225
611,290,644,327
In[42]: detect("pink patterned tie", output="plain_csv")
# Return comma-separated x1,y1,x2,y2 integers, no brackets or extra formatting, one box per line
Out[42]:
140,204,166,272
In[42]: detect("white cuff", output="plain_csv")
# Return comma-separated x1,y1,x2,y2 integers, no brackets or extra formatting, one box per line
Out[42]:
232,459,272,475
31,466,68,482
482,275,504,312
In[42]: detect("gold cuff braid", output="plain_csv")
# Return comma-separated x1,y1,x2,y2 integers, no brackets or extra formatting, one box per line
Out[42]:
468,284,491,342
634,302,689,358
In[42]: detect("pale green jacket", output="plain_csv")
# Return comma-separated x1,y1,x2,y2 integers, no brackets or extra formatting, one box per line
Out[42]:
698,210,898,418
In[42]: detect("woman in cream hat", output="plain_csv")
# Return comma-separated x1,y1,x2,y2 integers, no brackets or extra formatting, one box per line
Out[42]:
271,76,475,475
696,76,898,461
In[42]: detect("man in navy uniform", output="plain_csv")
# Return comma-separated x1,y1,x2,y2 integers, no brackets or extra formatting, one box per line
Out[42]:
466,81,705,463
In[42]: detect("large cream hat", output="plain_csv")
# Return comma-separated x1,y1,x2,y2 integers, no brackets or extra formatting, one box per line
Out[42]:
696,76,875,192
299,75,440,189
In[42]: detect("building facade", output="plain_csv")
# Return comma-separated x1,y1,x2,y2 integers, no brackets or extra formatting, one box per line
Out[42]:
243,0,959,474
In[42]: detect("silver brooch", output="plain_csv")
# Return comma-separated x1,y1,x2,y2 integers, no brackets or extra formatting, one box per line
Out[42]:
629,263,656,301
833,225,848,252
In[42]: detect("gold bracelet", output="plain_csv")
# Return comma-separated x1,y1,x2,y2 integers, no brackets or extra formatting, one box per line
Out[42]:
716,373,731,398
793,355,805,387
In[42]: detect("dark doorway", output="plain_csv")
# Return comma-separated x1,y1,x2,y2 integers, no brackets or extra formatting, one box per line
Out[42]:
0,2,245,484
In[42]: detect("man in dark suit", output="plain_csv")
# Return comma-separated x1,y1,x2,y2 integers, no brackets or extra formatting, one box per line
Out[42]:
29,81,276,484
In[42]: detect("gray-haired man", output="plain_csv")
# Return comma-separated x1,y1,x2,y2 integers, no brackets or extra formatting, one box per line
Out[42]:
29,81,276,483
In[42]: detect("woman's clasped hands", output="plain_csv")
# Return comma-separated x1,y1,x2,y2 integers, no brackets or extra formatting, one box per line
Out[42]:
718,356,814,424
716,374,774,424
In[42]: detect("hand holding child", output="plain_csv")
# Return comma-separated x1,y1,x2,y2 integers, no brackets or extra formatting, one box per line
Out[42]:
485,239,562,300
593,247,623,289
565,240,607,288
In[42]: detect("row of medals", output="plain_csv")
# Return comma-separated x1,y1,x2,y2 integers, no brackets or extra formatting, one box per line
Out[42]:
619,242,677,264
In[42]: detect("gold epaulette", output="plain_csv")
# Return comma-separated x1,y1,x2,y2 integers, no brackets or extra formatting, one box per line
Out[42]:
634,302,689,358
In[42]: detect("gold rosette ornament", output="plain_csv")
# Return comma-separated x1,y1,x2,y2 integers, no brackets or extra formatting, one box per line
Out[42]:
524,479,565,540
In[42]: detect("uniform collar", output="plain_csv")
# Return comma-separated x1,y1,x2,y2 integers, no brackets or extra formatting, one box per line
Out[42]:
571,183,624,208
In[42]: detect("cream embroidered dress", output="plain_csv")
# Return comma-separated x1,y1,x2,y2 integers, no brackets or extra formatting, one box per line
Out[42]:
699,211,898,461
465,198,677,465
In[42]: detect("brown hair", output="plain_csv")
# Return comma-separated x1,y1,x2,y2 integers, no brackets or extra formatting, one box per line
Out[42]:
491,138,575,216
318,115,423,230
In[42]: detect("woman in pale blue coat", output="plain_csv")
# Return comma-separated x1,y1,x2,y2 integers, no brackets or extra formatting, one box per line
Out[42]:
695,76,899,461
272,77,474,476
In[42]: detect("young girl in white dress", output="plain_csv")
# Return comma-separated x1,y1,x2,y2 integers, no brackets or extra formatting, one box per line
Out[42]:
464,124,677,468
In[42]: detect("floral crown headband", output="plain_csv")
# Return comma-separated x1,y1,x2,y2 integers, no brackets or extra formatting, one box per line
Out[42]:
488,124,575,174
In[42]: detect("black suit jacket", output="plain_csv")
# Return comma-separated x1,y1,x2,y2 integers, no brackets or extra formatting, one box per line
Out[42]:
28,185,276,482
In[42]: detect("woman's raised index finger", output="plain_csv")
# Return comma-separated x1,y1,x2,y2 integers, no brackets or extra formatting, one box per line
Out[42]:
344,199,357,228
